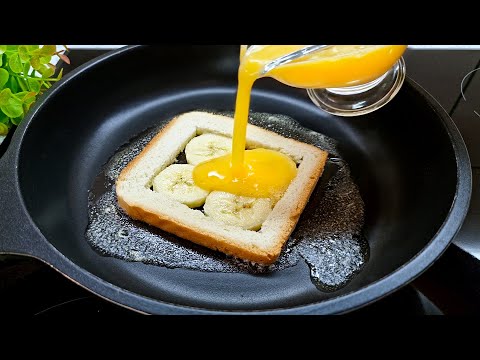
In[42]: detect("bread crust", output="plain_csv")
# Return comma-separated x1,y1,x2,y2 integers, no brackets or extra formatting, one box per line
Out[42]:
116,112,328,265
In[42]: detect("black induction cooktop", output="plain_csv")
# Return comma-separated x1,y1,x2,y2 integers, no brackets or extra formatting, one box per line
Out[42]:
1,47,480,315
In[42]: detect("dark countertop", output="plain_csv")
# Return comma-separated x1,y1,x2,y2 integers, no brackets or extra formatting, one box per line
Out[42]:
1,47,480,315
402,49,480,261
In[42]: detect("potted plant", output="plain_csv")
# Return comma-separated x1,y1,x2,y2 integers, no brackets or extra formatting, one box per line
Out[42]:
0,45,70,146
0,45,69,264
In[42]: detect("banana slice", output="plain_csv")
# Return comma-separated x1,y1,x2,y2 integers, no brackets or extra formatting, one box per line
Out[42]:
152,164,209,208
185,133,232,165
204,191,272,231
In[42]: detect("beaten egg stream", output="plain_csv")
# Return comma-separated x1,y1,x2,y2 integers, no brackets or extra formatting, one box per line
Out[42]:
192,45,407,200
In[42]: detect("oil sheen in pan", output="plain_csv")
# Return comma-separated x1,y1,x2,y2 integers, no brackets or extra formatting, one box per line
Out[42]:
86,111,369,292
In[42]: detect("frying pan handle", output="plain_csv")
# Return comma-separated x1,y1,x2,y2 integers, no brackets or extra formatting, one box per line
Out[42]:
0,147,52,260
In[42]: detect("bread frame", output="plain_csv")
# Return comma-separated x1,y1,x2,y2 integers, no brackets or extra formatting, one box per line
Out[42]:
116,111,328,265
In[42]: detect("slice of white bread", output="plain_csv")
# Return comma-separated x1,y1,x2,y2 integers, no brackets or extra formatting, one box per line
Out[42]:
116,111,328,265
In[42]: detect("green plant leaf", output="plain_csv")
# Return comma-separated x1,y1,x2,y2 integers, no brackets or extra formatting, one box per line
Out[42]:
14,91,29,98
30,56,41,70
40,64,55,78
40,56,51,64
9,53,22,73
0,109,8,124
33,45,56,57
56,68,64,80
0,45,7,54
27,78,40,92
17,78,28,91
23,92,36,105
0,122,9,135
0,68,8,89
0,88,12,105
6,45,19,51
7,76,18,93
23,61,30,76
24,98,35,112
41,45,56,55
26,45,39,52
0,55,2,67
11,114,23,125
18,46,30,62
17,91,35,101
1,95,23,118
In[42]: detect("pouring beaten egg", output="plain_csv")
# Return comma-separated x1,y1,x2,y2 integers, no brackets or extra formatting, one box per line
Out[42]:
193,45,407,200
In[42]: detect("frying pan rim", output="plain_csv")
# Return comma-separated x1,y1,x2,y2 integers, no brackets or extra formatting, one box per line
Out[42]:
5,45,472,314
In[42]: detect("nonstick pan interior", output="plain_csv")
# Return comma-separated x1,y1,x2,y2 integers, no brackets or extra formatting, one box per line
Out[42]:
10,45,469,312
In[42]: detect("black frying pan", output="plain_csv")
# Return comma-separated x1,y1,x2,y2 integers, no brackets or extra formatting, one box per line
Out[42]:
0,45,472,314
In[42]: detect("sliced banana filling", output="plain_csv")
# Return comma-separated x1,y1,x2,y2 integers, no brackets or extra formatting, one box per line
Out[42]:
185,133,232,165
152,133,281,231
152,164,209,208
204,191,272,231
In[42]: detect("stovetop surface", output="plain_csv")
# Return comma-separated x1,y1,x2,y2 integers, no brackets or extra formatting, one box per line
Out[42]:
1,47,480,315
